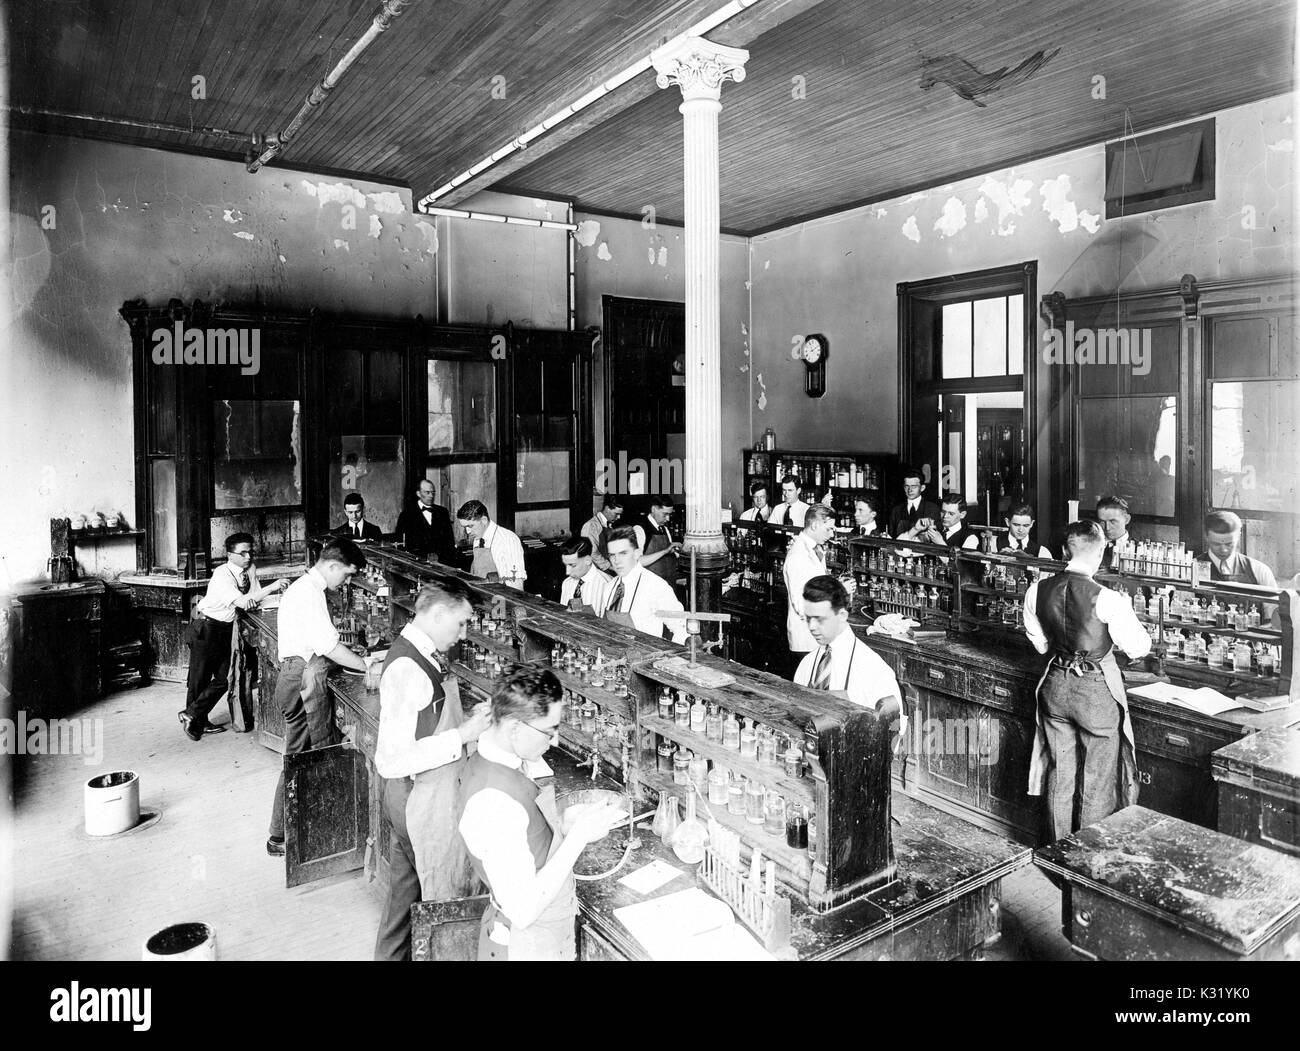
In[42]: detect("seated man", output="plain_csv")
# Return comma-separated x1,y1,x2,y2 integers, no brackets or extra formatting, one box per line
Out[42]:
1194,510,1278,587
739,480,772,522
334,492,383,543
887,468,941,539
579,494,623,574
457,500,527,590
558,537,612,617
906,492,980,549
603,526,688,643
999,503,1052,558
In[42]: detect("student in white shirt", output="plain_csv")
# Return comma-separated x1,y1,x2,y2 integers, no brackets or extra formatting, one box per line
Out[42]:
266,538,368,857
558,537,613,617
999,503,1052,558
603,526,688,644
913,493,981,549
783,504,835,674
768,473,810,527
852,496,883,537
457,500,528,590
794,575,902,715
373,580,491,961
739,480,772,522
457,666,624,960
180,532,287,741
579,494,624,573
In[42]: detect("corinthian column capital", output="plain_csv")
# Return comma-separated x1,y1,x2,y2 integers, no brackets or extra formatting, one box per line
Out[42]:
651,35,749,103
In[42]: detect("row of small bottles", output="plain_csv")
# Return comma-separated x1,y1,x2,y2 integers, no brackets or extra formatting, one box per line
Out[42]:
1154,631,1281,676
857,548,949,581
972,594,1024,627
562,691,632,738
549,643,630,696
773,458,880,492
654,740,815,852
655,687,809,774
1118,588,1267,630
1111,539,1195,580
461,640,507,680
469,609,509,639
980,561,1040,594
864,578,950,617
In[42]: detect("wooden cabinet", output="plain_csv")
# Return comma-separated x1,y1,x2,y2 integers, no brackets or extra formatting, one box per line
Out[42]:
11,580,105,717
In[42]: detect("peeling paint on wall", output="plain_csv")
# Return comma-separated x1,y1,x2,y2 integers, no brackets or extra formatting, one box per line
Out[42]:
368,214,383,239
656,245,668,267
976,174,1033,235
901,215,921,243
755,372,767,411
223,209,243,223
934,196,968,237
367,191,404,214
332,238,350,251
414,220,438,255
574,220,600,247
1268,139,1294,153
597,242,613,261
233,230,254,241
1040,173,1101,234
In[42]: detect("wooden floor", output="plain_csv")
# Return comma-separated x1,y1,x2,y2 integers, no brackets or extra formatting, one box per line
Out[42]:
10,680,1074,961
10,682,381,961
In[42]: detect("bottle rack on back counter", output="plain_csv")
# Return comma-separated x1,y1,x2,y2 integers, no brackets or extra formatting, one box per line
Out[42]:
846,534,955,628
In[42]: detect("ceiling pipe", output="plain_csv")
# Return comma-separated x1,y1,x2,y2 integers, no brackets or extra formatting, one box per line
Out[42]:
416,0,762,210
247,0,417,174
5,105,252,141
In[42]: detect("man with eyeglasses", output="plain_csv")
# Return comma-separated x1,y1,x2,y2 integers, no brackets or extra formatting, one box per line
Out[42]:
180,532,287,741
456,665,624,960
888,469,941,539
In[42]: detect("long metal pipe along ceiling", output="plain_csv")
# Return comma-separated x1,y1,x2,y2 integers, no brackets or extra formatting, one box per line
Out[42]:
247,0,417,174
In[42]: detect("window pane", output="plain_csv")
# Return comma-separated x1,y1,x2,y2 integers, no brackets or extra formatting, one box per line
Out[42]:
1006,295,1023,375
441,462,498,523
1211,381,1300,513
428,360,496,454
1211,317,1271,379
150,458,177,570
330,436,406,533
515,508,569,540
973,296,1008,376
517,450,569,505
1130,323,1180,394
213,400,302,510
941,302,972,378
1077,396,1176,517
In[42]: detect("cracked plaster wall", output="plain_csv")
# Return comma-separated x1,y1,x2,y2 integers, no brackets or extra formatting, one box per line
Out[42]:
746,95,1295,491
3,131,437,580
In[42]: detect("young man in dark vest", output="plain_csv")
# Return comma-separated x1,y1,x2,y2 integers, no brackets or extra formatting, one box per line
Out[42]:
372,580,491,961
456,665,623,960
1194,510,1278,587
1023,520,1152,842
633,497,681,586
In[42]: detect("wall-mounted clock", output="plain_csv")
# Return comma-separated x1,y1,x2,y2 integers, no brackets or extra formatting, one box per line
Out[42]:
799,333,828,398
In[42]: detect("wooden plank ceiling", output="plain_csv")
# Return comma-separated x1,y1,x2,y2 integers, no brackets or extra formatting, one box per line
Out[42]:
9,0,1295,235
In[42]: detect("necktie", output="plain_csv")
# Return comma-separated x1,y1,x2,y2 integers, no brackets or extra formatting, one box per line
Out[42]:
909,501,917,514
815,543,827,561
573,579,583,603
476,538,485,548
355,524,362,538
811,647,831,691
609,579,625,611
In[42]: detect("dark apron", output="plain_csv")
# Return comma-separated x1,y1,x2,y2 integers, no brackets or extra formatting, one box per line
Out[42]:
643,525,677,584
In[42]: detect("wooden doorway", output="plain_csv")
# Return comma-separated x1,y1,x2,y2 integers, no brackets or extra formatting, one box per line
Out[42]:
602,296,685,515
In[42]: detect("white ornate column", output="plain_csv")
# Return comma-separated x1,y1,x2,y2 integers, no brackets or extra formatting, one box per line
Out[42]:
652,36,748,570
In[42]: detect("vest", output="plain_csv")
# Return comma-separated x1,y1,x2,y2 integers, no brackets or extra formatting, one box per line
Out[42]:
640,517,677,583
943,525,979,549
1197,552,1264,586
381,633,445,740
1036,572,1113,661
458,751,553,924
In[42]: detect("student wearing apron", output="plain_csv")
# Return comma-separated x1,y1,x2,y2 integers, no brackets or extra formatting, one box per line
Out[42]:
558,537,612,617
601,527,689,643
1023,521,1152,843
456,666,623,961
457,499,528,591
634,498,681,588
580,495,624,574
372,581,492,961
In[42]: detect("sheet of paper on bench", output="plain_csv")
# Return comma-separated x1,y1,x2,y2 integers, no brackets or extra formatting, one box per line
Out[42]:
614,887,776,961
1128,681,1241,716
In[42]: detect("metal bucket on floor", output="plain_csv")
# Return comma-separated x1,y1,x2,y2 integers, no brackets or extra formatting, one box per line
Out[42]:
141,922,217,961
84,771,140,836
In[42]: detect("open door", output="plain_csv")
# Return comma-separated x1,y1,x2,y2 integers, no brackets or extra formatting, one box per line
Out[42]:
410,896,491,961
284,743,369,888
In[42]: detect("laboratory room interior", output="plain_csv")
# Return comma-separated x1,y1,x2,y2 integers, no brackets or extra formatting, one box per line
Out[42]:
2,0,1298,976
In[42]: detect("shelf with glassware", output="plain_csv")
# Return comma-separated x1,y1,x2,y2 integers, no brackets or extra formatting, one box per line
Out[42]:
740,449,898,526
844,534,957,629
722,519,799,602
629,650,895,912
516,612,680,785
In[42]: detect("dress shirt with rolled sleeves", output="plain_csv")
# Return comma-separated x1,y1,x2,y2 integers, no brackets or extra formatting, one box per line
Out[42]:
481,522,528,590
608,565,688,644
782,532,828,652
195,562,255,623
559,565,612,617
276,566,340,662
769,500,810,528
1022,560,1153,659
374,624,466,780
457,737,562,930
794,627,901,710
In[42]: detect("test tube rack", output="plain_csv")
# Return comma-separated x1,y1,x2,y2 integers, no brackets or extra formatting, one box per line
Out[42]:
699,821,794,958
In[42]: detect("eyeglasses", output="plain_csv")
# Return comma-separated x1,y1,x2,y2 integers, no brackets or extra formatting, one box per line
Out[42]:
232,549,253,558
517,720,560,745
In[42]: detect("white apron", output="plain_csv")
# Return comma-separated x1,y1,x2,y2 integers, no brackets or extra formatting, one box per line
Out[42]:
470,542,500,582
406,677,478,901
1027,649,1139,810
